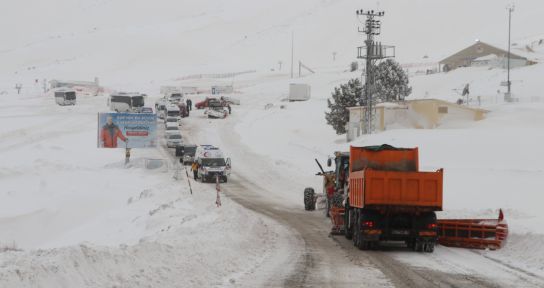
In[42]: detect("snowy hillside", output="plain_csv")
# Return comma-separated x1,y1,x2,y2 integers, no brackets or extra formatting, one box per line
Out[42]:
2,0,544,92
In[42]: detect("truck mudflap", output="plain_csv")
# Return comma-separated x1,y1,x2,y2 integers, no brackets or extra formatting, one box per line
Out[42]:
437,209,508,250
329,207,345,235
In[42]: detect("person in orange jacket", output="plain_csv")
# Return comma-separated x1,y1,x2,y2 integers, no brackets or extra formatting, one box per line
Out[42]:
101,116,127,148
191,161,199,180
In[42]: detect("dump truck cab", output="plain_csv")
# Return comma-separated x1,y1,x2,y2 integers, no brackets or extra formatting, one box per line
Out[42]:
331,151,350,194
323,152,350,217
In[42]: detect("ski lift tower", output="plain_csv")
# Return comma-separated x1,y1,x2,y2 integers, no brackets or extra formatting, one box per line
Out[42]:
356,9,395,134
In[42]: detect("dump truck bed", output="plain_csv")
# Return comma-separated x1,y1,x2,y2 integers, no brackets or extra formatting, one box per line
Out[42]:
348,145,443,211
349,168,443,210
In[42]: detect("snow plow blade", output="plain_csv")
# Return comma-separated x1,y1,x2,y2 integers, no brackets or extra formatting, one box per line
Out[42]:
437,209,508,250
329,207,345,235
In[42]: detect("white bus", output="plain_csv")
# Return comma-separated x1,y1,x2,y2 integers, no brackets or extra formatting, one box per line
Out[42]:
108,92,145,112
54,89,77,106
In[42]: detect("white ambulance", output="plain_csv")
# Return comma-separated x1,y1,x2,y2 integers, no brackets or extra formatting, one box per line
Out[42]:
194,145,231,183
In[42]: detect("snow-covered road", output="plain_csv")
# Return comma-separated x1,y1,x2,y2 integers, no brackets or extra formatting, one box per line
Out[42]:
178,68,544,287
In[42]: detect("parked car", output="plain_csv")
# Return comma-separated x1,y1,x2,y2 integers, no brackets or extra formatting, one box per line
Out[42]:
155,97,168,110
165,123,180,135
181,144,198,165
164,116,180,127
158,110,166,119
166,133,183,148
195,97,218,109
167,93,184,104
165,104,180,118
141,107,153,113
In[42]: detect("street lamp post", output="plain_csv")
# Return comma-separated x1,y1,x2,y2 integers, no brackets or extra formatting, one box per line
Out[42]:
506,4,514,100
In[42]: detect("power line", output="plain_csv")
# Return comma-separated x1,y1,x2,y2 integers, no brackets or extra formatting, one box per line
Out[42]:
356,9,395,134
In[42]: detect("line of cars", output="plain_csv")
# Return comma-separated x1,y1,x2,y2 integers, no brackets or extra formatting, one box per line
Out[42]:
155,90,189,120
162,118,231,182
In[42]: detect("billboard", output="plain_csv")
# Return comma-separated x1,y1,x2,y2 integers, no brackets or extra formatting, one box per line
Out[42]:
97,113,157,148
211,85,234,95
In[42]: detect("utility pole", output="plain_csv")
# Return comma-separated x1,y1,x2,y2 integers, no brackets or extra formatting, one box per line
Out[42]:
15,83,22,95
291,31,294,79
506,4,514,101
356,9,394,134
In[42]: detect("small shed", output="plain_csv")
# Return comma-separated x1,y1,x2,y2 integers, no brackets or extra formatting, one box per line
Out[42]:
288,83,311,101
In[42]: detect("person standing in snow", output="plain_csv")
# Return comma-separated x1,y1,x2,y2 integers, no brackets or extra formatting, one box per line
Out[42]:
462,83,470,97
191,161,198,180
100,116,127,148
186,98,192,111
125,148,131,164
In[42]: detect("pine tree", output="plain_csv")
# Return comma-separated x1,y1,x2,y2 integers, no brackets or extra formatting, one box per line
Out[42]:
325,78,363,134
373,59,411,102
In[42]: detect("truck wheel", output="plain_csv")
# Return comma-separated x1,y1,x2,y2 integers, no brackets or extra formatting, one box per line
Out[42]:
406,239,415,250
424,242,435,253
414,240,424,252
353,210,368,250
352,210,359,247
325,197,330,217
344,202,353,240
304,188,315,211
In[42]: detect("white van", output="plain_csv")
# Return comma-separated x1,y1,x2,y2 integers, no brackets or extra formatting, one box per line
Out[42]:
54,89,76,106
108,92,145,112
194,145,231,183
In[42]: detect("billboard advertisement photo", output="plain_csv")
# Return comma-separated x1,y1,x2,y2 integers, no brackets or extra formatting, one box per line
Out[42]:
97,112,157,148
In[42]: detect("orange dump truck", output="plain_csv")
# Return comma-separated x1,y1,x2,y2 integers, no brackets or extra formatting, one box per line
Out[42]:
344,145,443,252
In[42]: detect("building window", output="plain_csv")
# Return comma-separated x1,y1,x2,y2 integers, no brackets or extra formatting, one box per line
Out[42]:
438,106,448,114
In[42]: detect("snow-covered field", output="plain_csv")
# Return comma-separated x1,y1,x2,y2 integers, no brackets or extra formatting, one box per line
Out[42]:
2,0,544,287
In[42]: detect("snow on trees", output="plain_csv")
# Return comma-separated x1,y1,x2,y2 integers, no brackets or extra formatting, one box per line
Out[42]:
325,59,411,134
325,78,363,135
373,59,412,102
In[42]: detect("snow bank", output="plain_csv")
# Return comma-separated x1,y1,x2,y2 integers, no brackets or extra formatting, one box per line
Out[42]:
0,87,294,287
